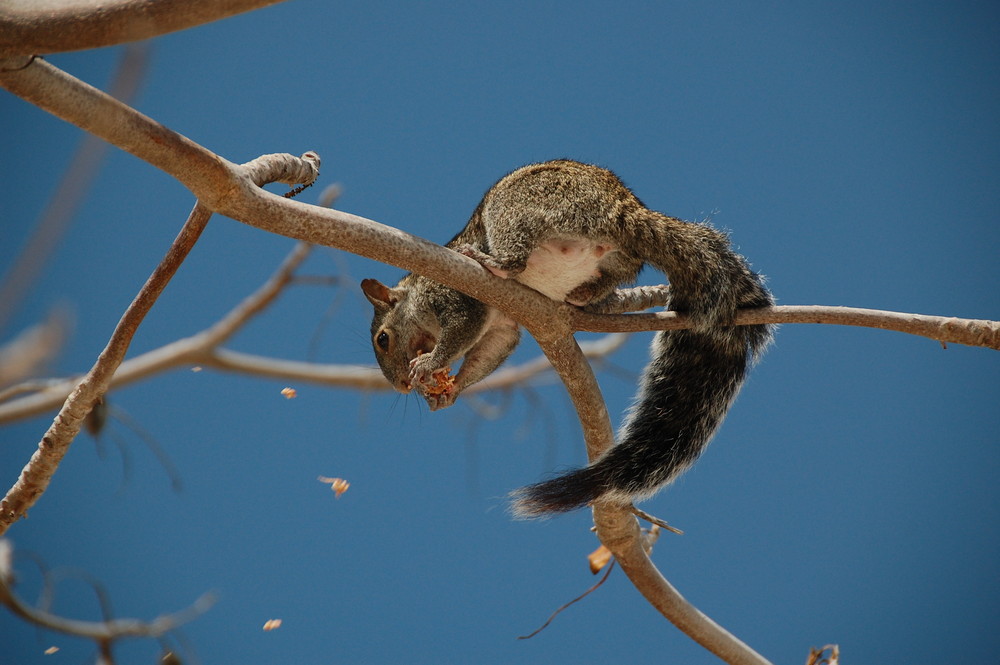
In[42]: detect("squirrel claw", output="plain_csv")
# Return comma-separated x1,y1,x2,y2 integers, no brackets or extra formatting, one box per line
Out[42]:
423,390,458,411
408,355,436,386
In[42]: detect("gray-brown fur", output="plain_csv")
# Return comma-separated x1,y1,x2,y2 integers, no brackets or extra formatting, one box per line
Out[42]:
362,159,773,515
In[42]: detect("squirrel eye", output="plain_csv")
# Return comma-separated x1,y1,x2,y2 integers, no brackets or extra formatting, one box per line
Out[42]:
375,330,390,351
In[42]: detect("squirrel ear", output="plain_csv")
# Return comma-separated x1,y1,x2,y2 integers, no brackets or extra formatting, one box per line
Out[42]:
361,278,400,310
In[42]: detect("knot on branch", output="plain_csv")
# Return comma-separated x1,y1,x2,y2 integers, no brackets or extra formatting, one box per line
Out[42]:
241,151,321,189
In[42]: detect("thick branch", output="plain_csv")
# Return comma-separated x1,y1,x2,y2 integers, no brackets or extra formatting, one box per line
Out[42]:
0,0,287,55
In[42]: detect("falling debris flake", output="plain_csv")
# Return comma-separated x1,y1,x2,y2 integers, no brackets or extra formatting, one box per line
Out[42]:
318,476,350,497
44,646,60,655
280,387,297,399
190,366,203,372
587,544,613,574
263,618,282,631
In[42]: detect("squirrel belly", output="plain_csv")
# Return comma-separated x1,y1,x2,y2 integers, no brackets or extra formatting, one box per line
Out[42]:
517,238,618,303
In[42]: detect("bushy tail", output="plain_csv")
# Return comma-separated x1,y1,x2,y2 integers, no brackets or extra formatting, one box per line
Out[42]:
510,211,773,518
511,321,770,517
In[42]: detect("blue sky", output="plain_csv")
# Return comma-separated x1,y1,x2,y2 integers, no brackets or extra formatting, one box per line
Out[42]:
2,1,998,663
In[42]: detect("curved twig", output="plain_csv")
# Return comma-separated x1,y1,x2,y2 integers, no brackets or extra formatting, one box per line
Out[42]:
0,540,213,644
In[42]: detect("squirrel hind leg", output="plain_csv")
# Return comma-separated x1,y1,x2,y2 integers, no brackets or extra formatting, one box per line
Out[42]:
456,244,519,279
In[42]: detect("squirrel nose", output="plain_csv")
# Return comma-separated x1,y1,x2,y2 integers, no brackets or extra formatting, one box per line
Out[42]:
399,379,412,393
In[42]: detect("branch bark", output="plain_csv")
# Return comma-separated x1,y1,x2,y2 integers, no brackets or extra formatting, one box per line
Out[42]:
0,149,319,535
575,305,1000,351
0,0,288,55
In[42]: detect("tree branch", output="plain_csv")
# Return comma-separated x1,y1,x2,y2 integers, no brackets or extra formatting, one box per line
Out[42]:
0,0,288,55
0,540,213,649
575,305,1000,351
525,313,774,664
0,147,318,534
4,54,996,665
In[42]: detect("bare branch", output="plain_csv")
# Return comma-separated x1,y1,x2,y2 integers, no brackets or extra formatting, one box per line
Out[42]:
594,506,772,665
575,304,1000,351
0,146,318,530
526,315,774,663
5,54,994,665
0,0,288,55
0,540,213,645
0,316,628,425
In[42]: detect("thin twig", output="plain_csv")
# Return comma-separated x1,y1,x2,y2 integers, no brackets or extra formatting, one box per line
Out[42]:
518,561,616,640
629,505,684,535
575,304,1000,351
0,308,70,388
0,540,214,643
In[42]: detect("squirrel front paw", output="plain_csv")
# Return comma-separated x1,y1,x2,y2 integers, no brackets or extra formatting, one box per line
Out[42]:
408,353,439,388
409,355,458,409
422,390,458,411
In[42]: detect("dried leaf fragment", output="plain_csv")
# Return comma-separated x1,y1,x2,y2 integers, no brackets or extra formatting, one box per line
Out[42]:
262,618,282,631
281,387,297,399
318,476,350,497
805,645,840,665
587,544,613,574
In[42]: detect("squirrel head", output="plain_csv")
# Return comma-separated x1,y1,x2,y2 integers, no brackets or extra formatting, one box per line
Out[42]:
361,278,438,394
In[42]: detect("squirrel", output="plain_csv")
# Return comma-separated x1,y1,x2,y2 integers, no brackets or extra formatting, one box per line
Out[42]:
361,159,773,517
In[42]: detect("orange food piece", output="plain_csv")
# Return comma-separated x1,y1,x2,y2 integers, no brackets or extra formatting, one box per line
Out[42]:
423,368,456,395
318,476,350,497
